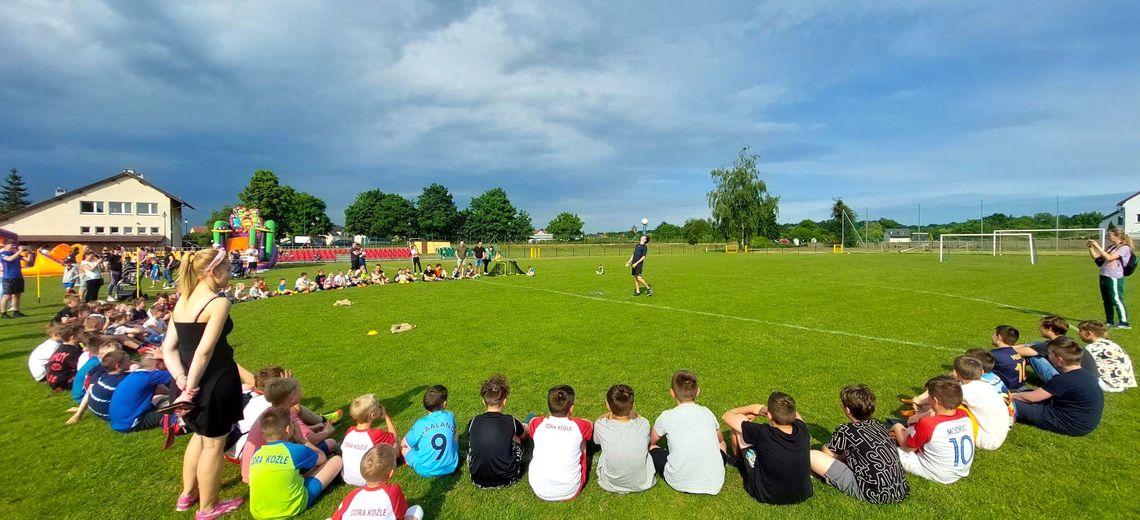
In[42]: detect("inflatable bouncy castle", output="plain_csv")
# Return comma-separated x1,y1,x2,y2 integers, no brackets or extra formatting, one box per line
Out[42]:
212,206,278,271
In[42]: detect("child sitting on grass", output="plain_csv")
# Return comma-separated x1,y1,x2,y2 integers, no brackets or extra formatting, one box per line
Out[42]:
810,384,909,504
528,385,593,501
468,374,528,489
243,377,339,483
953,356,1009,450
1076,320,1136,392
331,444,424,520
594,384,656,494
45,324,84,392
71,335,121,403
28,323,63,382
276,278,294,296
989,325,1026,390
402,385,458,477
250,408,343,520
342,394,398,487
67,350,131,425
109,350,173,432
1012,337,1104,436
722,392,813,505
1012,315,1099,383
964,348,1016,425
890,376,974,484
52,294,82,324
650,370,726,495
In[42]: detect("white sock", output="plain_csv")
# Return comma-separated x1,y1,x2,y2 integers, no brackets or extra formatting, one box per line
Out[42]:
407,505,424,520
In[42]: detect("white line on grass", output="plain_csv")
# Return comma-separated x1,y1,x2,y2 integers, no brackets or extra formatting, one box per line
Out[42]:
476,279,960,353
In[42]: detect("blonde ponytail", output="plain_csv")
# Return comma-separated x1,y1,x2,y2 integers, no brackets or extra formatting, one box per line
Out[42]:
177,247,231,295
1109,228,1135,250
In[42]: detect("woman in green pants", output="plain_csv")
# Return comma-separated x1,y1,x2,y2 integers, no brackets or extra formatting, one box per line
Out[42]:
1088,228,1133,329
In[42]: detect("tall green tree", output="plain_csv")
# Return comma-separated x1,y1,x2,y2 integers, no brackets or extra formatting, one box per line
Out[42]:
707,146,780,247
681,218,715,244
415,183,461,239
510,211,534,242
547,212,585,241
1,168,31,214
205,205,234,227
831,198,859,246
343,190,417,239
654,221,683,241
460,188,529,241
286,191,333,236
238,170,296,235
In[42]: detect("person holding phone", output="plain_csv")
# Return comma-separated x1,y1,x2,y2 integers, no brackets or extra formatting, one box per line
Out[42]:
1088,229,1133,329
161,246,244,518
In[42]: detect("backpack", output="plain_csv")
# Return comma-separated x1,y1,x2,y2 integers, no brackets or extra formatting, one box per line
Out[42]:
1125,249,1137,277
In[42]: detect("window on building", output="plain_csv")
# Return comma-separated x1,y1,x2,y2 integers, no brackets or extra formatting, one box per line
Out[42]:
123,227,133,235
94,226,105,235
108,202,132,214
80,201,104,214
80,226,91,234
110,226,119,234
137,202,159,215
1135,213,1139,223
137,226,146,235
150,227,161,235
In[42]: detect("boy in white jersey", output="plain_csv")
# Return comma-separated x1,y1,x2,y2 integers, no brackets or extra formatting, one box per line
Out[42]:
891,376,975,484
953,356,1009,450
331,444,423,520
964,349,1016,425
342,394,398,487
528,385,593,501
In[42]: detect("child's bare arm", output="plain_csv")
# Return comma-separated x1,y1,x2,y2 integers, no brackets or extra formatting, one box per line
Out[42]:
235,363,255,389
1011,387,1052,404
649,429,661,446
384,410,397,437
722,404,764,433
66,391,92,425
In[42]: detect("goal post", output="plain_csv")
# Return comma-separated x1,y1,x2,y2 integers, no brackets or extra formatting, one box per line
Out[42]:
940,233,1037,265
993,228,1105,255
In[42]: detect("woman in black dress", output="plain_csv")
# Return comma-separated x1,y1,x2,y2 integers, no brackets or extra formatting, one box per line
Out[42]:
160,247,244,518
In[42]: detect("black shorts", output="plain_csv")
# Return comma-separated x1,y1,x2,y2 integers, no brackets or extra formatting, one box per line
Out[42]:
2,278,25,295
631,264,643,276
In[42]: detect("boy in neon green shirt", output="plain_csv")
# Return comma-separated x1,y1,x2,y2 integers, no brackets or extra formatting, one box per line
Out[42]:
250,408,343,519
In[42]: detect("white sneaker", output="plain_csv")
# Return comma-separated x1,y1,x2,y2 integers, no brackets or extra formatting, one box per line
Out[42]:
106,295,117,302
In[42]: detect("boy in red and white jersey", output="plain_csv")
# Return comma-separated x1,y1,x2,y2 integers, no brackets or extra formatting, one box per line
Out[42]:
342,394,398,487
332,444,423,520
891,376,976,484
528,385,593,501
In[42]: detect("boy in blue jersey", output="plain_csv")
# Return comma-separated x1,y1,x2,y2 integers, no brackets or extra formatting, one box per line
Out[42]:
401,385,459,477
250,408,343,519
66,350,131,425
989,325,1026,390
109,351,173,432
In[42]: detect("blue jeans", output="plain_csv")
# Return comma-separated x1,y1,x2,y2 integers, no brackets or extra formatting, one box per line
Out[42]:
1028,356,1058,383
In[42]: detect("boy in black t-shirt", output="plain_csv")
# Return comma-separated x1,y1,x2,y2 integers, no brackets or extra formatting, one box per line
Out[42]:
810,384,909,504
1012,337,1104,436
467,374,528,488
722,392,813,505
45,324,84,392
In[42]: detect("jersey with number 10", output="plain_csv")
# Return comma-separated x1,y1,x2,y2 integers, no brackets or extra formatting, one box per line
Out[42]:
904,409,976,484
404,410,458,477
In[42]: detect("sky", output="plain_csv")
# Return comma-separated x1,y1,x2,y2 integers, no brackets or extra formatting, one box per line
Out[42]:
2,0,1138,232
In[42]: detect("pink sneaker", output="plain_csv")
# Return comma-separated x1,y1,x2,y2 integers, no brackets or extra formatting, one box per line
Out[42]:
194,497,244,520
176,494,198,511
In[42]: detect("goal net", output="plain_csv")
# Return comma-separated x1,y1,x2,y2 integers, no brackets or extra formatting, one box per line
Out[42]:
940,233,1037,265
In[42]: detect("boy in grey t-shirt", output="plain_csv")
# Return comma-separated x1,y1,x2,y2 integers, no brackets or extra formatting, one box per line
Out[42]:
594,384,656,493
650,370,727,495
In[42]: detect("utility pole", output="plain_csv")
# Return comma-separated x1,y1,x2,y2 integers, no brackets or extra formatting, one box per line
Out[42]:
980,200,984,235
1055,195,1060,253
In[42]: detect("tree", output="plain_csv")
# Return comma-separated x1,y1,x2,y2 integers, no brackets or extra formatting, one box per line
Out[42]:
183,231,214,248
460,188,528,241
415,183,461,239
1,168,31,214
343,190,384,237
831,198,859,246
547,212,584,241
786,219,832,243
238,170,297,235
510,211,534,242
654,221,683,241
1067,211,1104,228
707,146,780,247
681,218,715,244
205,205,234,227
343,190,417,239
286,191,333,236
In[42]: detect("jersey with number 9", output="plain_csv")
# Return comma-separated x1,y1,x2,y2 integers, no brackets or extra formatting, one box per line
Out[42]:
404,410,458,477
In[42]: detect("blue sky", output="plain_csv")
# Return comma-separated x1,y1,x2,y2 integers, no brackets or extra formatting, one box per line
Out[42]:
2,1,1138,232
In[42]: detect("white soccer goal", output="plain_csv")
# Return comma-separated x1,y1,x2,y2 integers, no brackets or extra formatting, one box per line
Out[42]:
993,228,1105,255
940,233,1037,265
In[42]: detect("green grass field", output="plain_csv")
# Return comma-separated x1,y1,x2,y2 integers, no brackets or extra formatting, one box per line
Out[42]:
2,252,1138,519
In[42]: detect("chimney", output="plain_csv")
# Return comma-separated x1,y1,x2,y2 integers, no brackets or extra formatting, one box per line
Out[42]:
55,187,67,197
